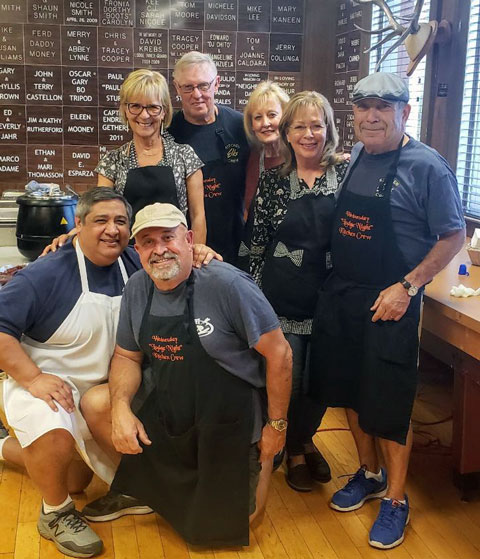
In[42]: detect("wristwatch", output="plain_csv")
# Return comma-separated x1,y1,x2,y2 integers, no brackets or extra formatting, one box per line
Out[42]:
400,277,419,297
267,418,288,432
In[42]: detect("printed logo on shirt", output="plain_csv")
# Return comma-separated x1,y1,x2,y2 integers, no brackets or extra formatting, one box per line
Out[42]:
375,176,400,197
225,143,240,163
195,317,214,337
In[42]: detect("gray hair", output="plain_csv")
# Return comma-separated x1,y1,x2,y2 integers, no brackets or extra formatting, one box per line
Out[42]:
75,187,132,224
173,51,217,80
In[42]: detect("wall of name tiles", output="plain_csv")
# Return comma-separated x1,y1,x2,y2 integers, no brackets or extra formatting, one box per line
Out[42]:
332,0,370,151
0,0,305,191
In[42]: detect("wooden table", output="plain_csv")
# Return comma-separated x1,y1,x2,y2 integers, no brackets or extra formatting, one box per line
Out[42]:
422,243,480,494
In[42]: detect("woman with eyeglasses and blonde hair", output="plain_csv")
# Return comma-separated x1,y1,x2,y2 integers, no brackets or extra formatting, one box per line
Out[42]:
95,69,206,242
246,91,349,492
44,69,207,253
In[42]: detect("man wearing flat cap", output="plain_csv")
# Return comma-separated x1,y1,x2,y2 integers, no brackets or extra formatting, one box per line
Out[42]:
93,202,292,546
309,72,465,549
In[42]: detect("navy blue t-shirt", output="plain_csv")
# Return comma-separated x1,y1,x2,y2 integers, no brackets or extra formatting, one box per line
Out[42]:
168,104,248,168
168,105,249,263
0,242,140,342
343,138,465,270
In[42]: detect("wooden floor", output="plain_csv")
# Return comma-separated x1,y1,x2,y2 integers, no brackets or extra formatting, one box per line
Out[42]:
2,359,480,559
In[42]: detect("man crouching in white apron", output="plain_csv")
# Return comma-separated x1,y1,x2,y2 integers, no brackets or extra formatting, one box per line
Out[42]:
0,188,146,558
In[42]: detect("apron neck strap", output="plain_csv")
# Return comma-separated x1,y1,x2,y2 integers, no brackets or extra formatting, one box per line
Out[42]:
118,256,129,285
144,272,196,341
74,238,129,293
259,149,265,177
380,136,404,198
343,135,404,199
74,239,90,293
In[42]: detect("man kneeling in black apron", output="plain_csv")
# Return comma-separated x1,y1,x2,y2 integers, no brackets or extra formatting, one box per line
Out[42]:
309,73,465,550
96,202,291,546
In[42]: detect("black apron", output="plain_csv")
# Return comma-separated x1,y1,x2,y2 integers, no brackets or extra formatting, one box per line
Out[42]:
112,275,254,547
261,171,335,321
202,110,247,265
309,140,421,444
123,164,179,221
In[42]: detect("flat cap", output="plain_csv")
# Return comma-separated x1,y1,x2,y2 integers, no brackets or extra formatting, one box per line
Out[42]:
352,72,409,104
131,203,187,239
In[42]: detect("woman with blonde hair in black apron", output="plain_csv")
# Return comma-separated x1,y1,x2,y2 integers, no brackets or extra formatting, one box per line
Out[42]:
246,91,349,492
44,69,207,253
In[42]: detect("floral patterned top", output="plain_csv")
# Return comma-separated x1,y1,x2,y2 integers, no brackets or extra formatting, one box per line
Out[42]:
240,160,349,334
95,131,203,215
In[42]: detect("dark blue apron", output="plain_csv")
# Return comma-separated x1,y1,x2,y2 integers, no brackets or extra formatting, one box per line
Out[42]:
309,140,421,444
261,171,335,321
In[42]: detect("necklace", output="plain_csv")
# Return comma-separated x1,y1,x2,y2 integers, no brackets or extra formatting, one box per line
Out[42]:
138,140,163,158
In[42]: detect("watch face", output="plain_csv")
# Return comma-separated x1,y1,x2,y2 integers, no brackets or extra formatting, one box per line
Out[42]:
269,419,288,431
408,286,418,296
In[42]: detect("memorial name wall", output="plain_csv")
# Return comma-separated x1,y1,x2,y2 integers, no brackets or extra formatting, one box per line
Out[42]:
0,0,304,191
331,0,370,151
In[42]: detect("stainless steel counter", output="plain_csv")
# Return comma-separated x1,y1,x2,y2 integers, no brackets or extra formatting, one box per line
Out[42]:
0,225,16,247
0,246,29,267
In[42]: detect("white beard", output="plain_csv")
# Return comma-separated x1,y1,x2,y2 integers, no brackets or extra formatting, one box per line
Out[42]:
148,253,181,281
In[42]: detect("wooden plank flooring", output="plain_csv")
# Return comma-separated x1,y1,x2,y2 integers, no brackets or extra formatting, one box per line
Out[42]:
2,362,480,559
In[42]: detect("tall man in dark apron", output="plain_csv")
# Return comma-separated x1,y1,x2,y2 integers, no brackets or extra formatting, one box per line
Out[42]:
105,203,292,546
169,52,249,265
309,73,465,550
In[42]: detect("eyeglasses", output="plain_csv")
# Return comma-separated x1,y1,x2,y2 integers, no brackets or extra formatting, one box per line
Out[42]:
177,77,217,94
289,124,326,136
126,103,163,117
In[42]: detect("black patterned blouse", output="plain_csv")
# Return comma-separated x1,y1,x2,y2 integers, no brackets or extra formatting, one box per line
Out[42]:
240,160,349,334
95,131,203,215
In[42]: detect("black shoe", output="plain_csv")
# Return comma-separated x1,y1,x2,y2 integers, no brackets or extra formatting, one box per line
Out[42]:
286,463,314,492
304,447,331,483
82,491,153,522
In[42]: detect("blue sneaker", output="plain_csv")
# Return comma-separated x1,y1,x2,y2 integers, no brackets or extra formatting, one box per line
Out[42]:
369,496,410,549
330,466,387,512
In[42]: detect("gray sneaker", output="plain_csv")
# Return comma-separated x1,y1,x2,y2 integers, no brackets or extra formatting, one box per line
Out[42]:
37,501,103,558
82,491,153,522
0,421,9,439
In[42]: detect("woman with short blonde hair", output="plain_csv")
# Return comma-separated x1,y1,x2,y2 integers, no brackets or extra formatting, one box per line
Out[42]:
242,81,290,217
118,69,173,130
96,68,206,243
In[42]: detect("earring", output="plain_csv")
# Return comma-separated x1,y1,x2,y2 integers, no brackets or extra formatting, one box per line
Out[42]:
161,121,164,135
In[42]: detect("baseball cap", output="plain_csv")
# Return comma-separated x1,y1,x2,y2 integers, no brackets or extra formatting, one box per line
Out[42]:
352,72,409,104
130,203,187,239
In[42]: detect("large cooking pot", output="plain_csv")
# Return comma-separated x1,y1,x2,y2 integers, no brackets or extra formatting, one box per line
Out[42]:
16,189,77,260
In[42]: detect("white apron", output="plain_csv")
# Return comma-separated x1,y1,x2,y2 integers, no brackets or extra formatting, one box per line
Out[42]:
3,240,128,484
